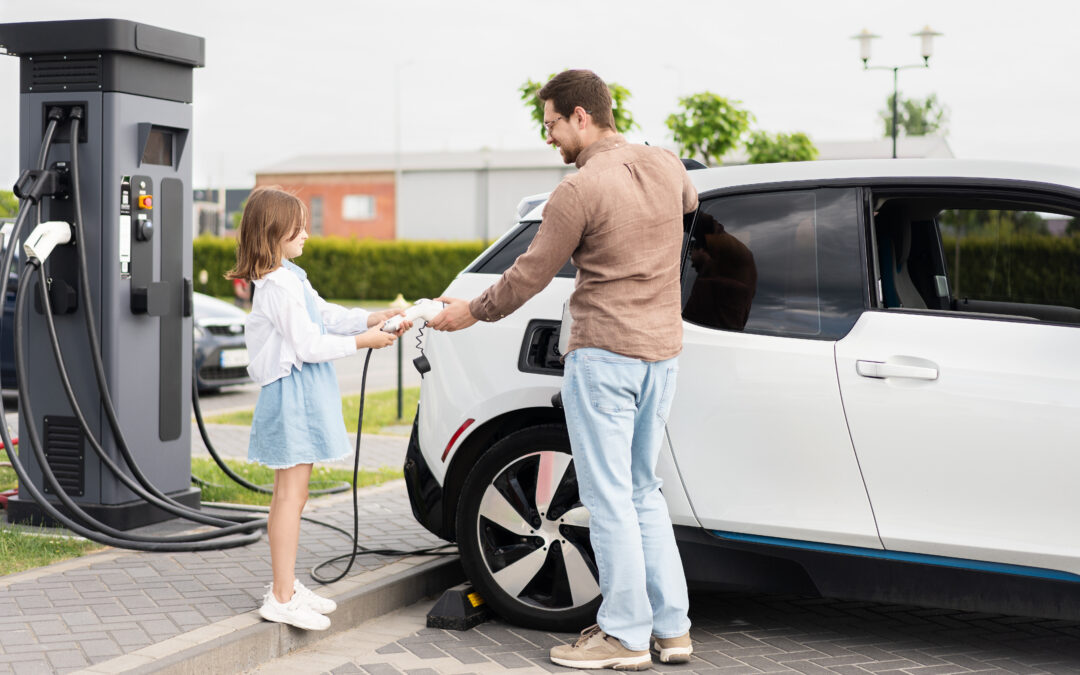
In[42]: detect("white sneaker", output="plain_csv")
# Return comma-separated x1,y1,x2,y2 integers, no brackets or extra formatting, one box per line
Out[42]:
293,579,337,614
259,589,330,631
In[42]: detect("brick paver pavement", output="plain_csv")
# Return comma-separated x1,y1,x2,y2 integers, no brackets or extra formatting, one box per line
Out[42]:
0,429,445,675
253,592,1080,675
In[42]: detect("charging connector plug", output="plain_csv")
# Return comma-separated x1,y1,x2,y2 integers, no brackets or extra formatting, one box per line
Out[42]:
24,220,75,265
13,163,70,205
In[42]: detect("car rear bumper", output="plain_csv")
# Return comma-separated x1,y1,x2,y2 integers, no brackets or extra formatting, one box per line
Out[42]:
403,412,450,541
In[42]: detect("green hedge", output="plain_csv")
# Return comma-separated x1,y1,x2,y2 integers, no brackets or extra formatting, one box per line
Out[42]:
193,236,487,301
942,234,1080,306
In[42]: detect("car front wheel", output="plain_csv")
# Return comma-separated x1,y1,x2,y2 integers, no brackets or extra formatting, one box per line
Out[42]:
456,423,600,630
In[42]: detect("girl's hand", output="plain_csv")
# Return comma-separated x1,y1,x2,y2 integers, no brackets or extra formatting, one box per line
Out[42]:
355,323,397,349
368,308,403,326
369,308,412,336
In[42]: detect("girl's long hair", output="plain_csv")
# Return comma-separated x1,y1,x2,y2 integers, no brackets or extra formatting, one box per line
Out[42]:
226,186,308,281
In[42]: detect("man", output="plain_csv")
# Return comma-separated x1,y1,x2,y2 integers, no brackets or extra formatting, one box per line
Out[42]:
429,69,697,670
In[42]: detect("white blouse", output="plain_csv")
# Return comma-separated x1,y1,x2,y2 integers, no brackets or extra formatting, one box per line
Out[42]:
244,266,371,386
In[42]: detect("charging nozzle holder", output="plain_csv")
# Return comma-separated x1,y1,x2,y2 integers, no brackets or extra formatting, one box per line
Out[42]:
13,161,71,204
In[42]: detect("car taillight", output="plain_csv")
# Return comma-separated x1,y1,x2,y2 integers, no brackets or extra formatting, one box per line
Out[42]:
442,418,474,462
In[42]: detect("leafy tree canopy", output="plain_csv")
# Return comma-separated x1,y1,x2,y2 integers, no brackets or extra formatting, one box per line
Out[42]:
0,190,16,219
519,74,638,141
880,92,949,137
665,92,752,167
744,131,818,164
938,209,1050,237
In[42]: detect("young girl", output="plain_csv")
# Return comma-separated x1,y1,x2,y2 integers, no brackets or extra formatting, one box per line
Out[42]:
226,187,408,631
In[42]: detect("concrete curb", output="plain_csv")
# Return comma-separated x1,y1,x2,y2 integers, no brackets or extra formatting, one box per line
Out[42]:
77,555,463,675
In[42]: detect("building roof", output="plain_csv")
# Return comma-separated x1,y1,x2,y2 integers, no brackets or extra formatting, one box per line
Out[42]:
258,148,571,175
258,135,955,176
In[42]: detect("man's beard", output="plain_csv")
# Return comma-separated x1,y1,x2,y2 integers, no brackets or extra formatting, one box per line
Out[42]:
558,139,581,164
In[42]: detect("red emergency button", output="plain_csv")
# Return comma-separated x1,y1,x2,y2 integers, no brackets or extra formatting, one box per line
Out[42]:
138,195,153,210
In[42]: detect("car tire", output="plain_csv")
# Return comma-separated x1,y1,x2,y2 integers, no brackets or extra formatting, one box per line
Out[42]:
456,423,600,630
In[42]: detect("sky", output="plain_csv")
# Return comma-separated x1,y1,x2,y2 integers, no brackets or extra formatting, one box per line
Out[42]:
1,0,1078,189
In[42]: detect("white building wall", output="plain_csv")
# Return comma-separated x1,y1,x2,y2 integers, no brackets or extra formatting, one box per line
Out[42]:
484,168,570,240
398,167,572,241
398,171,481,240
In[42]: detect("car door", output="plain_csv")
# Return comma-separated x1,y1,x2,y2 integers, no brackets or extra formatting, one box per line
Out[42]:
835,188,1080,575
667,187,883,549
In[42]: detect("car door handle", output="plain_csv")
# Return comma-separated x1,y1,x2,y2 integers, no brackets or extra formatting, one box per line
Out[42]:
856,360,938,380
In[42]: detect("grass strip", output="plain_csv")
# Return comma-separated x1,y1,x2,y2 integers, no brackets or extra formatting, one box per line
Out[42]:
191,457,402,506
1,448,14,492
0,525,103,577
204,387,419,435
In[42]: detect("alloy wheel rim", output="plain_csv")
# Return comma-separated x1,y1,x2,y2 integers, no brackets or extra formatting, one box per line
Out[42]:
476,450,599,611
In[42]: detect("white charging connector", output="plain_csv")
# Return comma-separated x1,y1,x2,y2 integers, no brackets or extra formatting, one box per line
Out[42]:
23,220,74,264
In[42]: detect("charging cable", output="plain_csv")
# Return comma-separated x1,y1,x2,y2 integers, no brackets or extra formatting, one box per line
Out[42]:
0,110,263,551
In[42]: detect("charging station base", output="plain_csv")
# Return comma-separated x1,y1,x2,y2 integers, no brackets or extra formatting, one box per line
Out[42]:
5,487,202,531
426,582,493,631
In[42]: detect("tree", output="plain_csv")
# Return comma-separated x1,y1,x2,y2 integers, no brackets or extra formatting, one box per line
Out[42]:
1066,218,1079,236
880,92,949,137
744,131,818,164
938,209,1049,237
519,74,638,141
665,92,752,167
0,190,16,219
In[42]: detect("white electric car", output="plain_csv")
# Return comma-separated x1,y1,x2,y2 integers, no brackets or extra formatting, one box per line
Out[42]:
404,159,1080,630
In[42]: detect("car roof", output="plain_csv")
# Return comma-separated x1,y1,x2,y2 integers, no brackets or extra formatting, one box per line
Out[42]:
517,159,1080,222
193,292,247,320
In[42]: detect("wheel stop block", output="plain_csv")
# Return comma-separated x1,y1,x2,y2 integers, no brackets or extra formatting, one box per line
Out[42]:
426,582,493,631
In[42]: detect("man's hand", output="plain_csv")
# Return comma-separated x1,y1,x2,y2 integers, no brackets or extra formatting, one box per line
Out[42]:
428,297,479,332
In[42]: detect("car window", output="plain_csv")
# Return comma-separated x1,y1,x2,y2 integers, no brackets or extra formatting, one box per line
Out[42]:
470,221,575,277
870,193,1080,325
681,188,864,340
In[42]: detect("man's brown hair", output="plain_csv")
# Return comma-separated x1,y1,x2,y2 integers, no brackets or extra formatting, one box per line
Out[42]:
225,186,307,282
538,69,615,131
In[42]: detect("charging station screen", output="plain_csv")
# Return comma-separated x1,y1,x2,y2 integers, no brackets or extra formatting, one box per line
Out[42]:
141,129,174,166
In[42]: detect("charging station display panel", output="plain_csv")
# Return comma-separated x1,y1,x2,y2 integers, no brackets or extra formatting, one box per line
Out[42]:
141,128,173,166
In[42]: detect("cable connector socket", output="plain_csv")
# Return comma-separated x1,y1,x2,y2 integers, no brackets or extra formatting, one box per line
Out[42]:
24,221,74,265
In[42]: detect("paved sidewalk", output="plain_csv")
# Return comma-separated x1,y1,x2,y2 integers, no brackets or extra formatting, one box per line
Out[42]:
254,593,1080,675
0,423,456,675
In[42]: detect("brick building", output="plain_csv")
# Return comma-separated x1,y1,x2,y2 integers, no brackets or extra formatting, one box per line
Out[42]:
248,137,953,241
255,149,574,241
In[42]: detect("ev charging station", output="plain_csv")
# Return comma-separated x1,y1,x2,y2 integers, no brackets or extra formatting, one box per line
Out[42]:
0,19,205,529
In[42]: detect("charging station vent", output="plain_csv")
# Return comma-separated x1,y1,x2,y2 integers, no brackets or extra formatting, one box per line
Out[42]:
42,416,85,497
28,54,102,91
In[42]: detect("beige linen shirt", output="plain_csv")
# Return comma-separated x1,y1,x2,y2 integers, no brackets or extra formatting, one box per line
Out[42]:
469,134,698,362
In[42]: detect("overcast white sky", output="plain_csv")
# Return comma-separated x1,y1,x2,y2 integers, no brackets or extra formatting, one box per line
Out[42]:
1,0,1078,188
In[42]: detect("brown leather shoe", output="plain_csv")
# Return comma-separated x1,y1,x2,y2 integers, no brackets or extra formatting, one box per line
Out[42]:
650,632,692,663
550,624,652,670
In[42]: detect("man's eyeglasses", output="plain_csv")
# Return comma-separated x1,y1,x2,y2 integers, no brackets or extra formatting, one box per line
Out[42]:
544,110,591,134
543,115,565,133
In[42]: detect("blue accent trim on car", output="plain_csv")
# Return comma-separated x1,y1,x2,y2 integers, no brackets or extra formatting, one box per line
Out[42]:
710,530,1080,583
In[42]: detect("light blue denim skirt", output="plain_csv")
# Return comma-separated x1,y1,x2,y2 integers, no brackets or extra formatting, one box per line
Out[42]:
247,362,351,469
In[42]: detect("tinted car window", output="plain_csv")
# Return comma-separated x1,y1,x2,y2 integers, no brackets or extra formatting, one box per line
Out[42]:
471,221,575,277
682,189,864,340
871,194,1080,325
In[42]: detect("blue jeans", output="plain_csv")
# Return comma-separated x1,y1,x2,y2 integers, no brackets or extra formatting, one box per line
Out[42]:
562,347,690,651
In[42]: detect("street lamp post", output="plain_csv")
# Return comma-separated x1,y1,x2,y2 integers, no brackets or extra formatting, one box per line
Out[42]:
852,26,943,159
